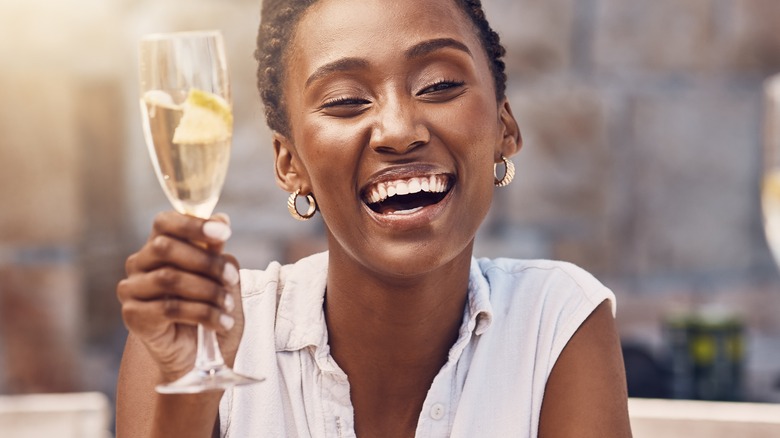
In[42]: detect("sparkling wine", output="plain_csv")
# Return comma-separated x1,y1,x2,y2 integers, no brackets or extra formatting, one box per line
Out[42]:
140,92,231,219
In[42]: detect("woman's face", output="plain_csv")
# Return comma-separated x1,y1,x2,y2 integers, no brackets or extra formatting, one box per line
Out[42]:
276,0,519,278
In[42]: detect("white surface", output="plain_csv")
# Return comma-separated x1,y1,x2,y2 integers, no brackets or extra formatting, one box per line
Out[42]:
629,398,780,438
0,392,111,438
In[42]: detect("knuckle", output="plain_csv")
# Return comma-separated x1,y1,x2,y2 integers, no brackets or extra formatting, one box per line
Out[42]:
116,279,130,301
151,235,173,257
152,211,169,229
125,254,138,275
162,297,180,318
154,267,179,288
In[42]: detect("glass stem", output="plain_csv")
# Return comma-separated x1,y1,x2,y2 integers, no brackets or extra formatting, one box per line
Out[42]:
195,324,226,371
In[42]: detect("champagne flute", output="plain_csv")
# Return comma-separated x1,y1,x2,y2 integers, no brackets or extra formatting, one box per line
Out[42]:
138,30,260,393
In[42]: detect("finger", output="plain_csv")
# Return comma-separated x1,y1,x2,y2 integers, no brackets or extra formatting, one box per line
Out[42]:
122,298,235,336
117,269,234,311
151,210,233,248
160,298,235,333
135,234,237,284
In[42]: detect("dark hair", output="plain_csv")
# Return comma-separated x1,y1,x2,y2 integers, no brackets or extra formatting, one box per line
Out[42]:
255,0,507,137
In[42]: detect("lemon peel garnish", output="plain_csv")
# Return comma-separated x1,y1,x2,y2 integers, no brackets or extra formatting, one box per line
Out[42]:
172,89,233,145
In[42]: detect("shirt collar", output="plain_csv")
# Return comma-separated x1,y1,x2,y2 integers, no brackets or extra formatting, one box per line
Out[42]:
273,253,495,355
274,251,329,353
443,258,494,364
467,257,494,336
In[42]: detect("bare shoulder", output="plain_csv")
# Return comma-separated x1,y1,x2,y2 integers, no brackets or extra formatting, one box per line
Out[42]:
538,300,633,438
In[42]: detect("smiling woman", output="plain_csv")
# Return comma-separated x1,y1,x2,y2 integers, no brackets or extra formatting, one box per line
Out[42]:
115,0,632,437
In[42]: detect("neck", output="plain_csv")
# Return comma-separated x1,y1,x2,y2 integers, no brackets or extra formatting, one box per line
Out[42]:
325,243,472,368
324,240,473,384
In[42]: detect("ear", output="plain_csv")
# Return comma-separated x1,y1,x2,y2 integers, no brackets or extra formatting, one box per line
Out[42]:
273,132,312,194
495,98,522,161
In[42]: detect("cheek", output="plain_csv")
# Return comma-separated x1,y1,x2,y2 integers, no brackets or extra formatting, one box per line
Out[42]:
433,98,500,168
436,98,500,213
296,119,364,209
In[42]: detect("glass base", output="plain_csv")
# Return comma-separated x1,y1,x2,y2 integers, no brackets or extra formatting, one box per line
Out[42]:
155,366,262,394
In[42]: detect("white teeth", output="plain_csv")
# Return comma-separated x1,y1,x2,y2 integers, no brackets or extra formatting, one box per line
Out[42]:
388,206,423,215
364,174,450,204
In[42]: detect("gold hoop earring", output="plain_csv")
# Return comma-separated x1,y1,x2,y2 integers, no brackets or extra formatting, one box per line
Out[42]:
287,189,317,221
494,155,515,187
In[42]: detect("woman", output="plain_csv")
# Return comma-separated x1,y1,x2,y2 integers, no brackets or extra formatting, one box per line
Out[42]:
116,0,632,436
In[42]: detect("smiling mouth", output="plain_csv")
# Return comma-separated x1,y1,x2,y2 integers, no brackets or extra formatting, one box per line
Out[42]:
362,174,453,215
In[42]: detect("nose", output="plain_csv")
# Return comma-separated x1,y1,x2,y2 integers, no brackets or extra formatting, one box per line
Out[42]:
368,96,430,155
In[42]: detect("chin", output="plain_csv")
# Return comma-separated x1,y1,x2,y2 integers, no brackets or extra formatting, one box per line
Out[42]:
361,237,475,281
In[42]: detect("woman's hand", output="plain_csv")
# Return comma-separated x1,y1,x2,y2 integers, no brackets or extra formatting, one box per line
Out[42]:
117,211,243,383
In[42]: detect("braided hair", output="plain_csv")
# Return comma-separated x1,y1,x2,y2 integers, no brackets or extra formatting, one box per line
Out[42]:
255,0,507,137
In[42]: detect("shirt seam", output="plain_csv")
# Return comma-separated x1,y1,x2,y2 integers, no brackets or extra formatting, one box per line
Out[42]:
481,262,615,315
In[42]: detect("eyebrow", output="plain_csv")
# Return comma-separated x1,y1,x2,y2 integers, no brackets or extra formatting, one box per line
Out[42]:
304,38,473,90
305,58,370,89
404,37,472,60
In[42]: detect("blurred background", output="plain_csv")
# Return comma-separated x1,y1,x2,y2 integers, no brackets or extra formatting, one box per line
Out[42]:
2,0,780,433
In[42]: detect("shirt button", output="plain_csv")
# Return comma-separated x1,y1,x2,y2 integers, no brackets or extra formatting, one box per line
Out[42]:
430,403,445,420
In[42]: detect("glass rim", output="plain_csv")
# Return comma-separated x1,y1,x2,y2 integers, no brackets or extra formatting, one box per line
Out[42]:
140,30,223,42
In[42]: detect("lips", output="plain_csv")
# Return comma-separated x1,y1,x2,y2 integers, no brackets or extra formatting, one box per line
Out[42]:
361,173,453,215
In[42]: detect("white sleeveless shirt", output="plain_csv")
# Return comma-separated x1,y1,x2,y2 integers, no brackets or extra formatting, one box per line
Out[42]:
219,252,615,437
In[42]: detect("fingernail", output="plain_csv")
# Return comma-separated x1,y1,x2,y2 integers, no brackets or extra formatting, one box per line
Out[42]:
220,314,235,330
224,293,235,312
203,221,232,241
223,263,239,286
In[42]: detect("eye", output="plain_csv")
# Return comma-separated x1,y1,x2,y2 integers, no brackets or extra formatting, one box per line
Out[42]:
319,96,371,117
321,96,370,108
416,79,465,96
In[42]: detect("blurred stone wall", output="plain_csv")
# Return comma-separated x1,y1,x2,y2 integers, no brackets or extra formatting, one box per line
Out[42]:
2,0,780,401
479,0,780,402
0,0,130,394
485,0,779,282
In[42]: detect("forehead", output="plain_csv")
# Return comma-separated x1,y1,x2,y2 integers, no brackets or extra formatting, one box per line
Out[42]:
289,0,482,70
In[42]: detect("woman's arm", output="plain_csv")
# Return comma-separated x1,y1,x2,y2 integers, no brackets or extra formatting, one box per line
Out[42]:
538,300,633,437
116,333,223,438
